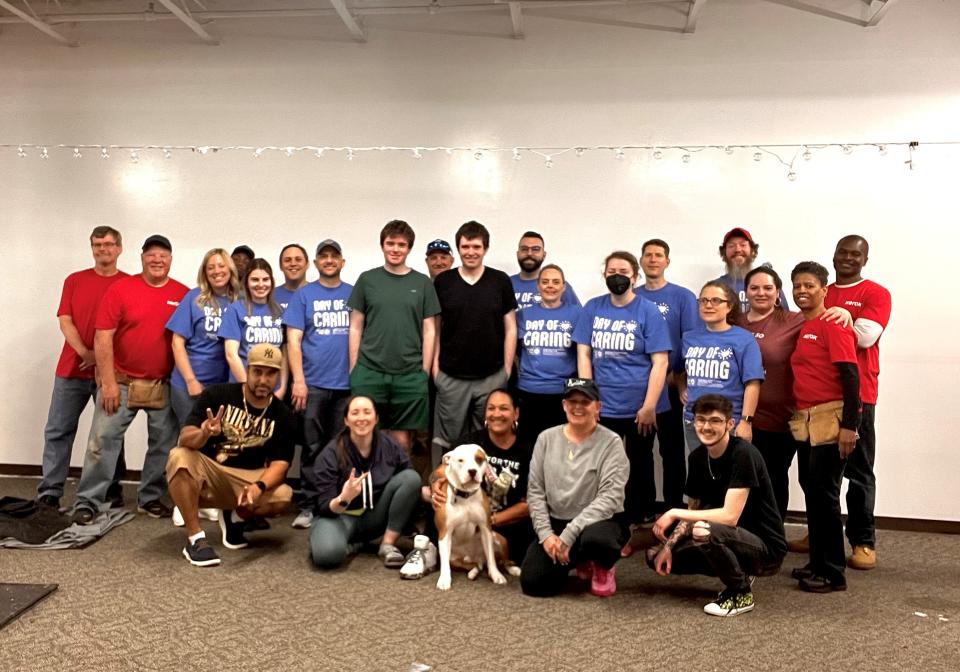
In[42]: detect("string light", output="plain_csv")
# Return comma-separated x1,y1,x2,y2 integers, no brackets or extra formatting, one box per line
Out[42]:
681,153,691,163
615,147,625,160
163,147,172,159
315,148,325,158
40,146,49,160
545,157,554,169
412,148,423,159
653,150,663,160
473,151,483,160
842,145,853,154
724,146,734,155
575,147,585,157
878,144,887,156
346,148,354,161
100,147,109,160
802,148,812,161
787,171,797,181
753,151,762,162
130,150,139,163
17,145,26,158
513,148,522,161
284,146,295,157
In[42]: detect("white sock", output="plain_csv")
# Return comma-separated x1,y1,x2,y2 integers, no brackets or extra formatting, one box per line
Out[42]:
188,531,206,544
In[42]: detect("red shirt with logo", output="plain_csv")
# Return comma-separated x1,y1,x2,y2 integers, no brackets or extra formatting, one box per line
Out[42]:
56,268,130,379
825,280,891,405
95,274,189,379
790,318,858,410
741,310,806,432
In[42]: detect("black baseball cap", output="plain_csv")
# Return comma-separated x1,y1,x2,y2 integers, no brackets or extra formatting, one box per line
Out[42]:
426,239,452,255
142,234,172,252
231,245,255,259
563,378,600,401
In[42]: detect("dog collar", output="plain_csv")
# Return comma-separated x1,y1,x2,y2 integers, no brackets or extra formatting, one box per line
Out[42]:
452,488,479,501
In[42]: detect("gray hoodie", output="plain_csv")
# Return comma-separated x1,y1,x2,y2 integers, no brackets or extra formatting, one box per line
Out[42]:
527,424,629,548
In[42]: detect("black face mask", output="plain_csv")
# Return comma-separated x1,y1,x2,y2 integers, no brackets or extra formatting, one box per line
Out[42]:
606,273,632,295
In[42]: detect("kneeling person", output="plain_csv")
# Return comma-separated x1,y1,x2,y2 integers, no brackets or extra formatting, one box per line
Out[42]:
647,394,786,616
167,343,296,567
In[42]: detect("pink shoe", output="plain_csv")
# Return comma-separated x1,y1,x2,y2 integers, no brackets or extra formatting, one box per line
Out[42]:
590,564,617,597
576,561,595,581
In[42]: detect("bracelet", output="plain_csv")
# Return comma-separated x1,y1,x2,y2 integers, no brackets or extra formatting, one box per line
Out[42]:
254,480,267,493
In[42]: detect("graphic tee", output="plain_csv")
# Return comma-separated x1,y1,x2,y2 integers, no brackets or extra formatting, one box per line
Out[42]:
217,301,284,381
636,282,701,374
165,288,232,390
95,274,189,379
282,281,353,390
184,383,295,470
55,268,129,379
572,294,672,418
457,429,533,512
685,437,787,559
274,285,302,312
348,267,441,375
681,326,765,423
825,279,891,405
790,318,858,410
435,267,518,379
517,303,581,394
510,274,581,311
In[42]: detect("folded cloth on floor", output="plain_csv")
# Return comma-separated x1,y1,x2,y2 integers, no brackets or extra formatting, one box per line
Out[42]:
0,498,134,549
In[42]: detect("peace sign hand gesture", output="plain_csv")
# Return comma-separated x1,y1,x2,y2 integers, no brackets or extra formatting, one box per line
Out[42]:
202,405,226,436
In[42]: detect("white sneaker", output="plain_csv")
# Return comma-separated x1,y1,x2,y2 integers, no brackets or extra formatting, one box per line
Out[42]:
172,506,220,527
400,535,438,580
291,509,314,529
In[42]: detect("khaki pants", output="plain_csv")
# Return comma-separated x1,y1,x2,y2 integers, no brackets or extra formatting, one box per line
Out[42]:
165,446,292,510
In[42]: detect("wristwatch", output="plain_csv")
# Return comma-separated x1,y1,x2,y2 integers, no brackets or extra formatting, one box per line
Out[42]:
741,416,753,424
254,480,267,493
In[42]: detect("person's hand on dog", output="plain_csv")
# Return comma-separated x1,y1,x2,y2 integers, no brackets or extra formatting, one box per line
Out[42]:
652,510,677,542
431,477,447,510
340,468,367,504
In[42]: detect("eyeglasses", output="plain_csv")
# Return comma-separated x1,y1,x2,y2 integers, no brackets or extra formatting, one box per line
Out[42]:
518,246,543,254
698,297,729,307
91,242,118,249
693,416,728,427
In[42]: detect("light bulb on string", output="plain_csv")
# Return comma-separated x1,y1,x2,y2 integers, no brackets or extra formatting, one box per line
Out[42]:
615,147,625,160
724,146,734,155
163,148,172,159
473,151,483,161
802,148,812,161
513,148,522,161
412,148,423,159
130,150,139,164
101,147,110,160
787,172,797,182
17,146,26,158
445,148,453,156
315,148,325,158
842,145,852,154
40,146,49,160
575,148,585,157
652,150,663,160
253,148,264,158
198,146,211,156
753,151,762,162
73,147,82,159
681,153,691,163
545,157,554,169
346,148,354,161
878,145,887,156
284,147,295,157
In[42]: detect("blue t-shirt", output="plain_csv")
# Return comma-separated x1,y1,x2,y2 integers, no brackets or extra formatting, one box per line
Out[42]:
635,282,701,374
714,265,790,314
681,326,765,423
517,303,581,394
165,288,232,391
274,285,301,312
572,294,673,418
282,281,353,390
510,275,581,311
217,300,284,382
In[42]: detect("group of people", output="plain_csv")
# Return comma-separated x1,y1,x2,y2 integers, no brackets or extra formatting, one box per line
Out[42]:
36,221,890,616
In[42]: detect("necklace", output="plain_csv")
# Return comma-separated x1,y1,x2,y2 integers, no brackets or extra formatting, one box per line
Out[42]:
242,393,272,430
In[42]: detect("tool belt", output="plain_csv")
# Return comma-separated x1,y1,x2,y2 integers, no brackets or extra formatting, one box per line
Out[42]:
112,370,169,410
788,400,843,446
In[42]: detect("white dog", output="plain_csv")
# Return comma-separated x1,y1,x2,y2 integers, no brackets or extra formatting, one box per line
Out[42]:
434,444,520,591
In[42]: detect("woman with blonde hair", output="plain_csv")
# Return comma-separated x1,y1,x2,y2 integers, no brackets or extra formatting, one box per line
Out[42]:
166,248,241,426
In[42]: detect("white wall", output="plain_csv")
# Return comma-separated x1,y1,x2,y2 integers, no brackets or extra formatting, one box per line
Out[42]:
2,0,959,520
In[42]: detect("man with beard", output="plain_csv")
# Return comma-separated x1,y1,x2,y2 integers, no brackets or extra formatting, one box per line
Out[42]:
713,228,788,313
166,343,296,566
510,231,580,310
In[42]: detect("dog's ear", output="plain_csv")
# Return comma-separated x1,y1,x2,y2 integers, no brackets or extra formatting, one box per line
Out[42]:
442,451,452,465
474,448,487,466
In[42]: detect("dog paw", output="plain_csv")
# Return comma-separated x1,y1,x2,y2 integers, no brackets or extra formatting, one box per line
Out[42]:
490,570,507,585
508,566,522,577
467,568,480,580
436,575,452,591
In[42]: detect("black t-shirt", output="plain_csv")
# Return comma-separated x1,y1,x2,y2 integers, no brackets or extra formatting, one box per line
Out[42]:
435,267,518,378
184,383,296,470
457,430,532,512
685,437,787,559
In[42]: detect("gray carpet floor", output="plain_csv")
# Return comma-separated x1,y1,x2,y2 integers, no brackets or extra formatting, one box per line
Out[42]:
1,476,957,672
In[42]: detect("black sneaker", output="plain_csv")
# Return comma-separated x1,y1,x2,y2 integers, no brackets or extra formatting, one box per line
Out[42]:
218,510,249,549
791,565,814,581
183,537,221,567
799,575,847,593
244,516,271,531
138,500,173,518
107,492,125,509
704,588,755,617
71,506,96,525
38,495,60,509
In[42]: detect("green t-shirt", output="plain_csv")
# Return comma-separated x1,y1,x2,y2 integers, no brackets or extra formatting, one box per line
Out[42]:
348,267,441,374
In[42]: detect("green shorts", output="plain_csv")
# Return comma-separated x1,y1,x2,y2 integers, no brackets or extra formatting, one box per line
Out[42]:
349,363,430,431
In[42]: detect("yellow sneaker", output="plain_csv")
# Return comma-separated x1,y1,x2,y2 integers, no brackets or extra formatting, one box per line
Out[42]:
787,534,809,554
847,545,876,570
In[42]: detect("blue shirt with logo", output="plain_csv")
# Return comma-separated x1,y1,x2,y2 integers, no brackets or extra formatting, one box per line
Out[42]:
510,275,581,311
165,287,231,390
517,303,581,394
217,301,284,381
681,326,765,423
282,282,353,390
274,284,301,312
636,282,701,374
572,294,673,418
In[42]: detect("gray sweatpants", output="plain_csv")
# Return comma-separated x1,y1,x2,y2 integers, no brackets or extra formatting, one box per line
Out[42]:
431,368,508,465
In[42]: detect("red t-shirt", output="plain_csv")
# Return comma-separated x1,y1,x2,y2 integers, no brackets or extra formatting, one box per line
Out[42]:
95,274,189,379
791,317,858,410
55,268,130,379
741,311,806,432
825,279,891,405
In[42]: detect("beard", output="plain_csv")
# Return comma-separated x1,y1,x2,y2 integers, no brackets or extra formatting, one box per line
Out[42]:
724,255,755,280
519,256,544,272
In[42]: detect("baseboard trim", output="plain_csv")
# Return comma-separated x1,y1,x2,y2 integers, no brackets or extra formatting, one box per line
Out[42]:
1,464,142,481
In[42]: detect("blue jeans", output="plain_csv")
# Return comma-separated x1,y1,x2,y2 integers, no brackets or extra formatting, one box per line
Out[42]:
169,385,198,429
74,384,179,510
300,388,350,511
309,469,420,568
38,376,125,500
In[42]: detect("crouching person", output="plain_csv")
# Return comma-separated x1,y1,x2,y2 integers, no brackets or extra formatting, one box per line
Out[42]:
521,379,630,598
167,343,296,567
647,394,786,616
310,395,422,569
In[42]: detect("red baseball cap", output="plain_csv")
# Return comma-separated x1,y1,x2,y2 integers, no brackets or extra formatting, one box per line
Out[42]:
722,228,754,245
